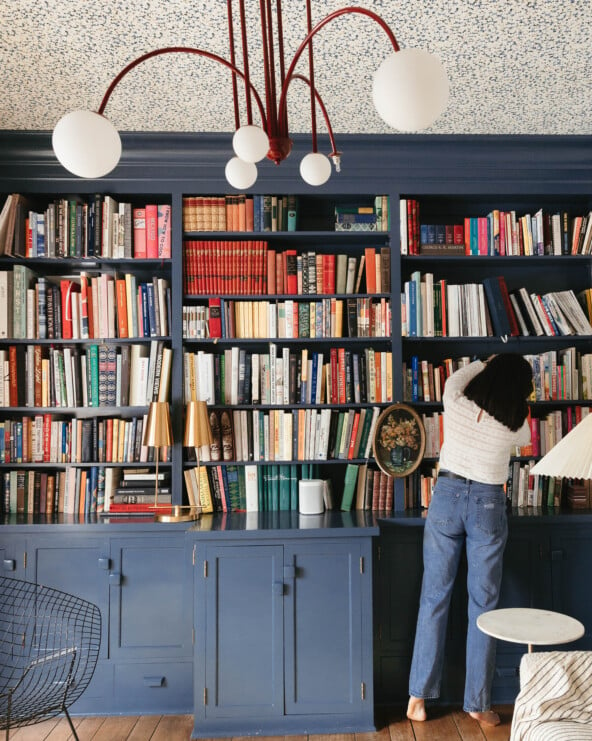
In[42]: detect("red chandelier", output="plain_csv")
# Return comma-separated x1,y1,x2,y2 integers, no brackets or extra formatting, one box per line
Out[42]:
53,1,449,187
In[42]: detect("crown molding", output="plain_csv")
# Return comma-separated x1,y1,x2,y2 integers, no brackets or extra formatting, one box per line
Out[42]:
1,131,592,192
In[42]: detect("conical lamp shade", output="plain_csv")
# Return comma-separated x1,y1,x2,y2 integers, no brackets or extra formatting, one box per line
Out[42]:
530,413,592,479
184,401,213,447
143,401,173,448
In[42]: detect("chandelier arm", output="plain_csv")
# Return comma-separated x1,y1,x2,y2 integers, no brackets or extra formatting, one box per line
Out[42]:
265,0,279,129
291,74,340,158
97,46,268,130
258,0,275,136
275,0,288,133
227,0,241,129
278,6,399,128
305,0,318,154
238,0,254,125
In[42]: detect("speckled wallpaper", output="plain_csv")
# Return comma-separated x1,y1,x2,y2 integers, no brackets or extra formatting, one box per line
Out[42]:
1,0,591,135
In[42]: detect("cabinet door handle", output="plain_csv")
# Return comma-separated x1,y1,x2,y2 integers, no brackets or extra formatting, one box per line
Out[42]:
98,556,110,570
143,675,165,688
272,581,284,595
109,571,121,586
2,558,15,571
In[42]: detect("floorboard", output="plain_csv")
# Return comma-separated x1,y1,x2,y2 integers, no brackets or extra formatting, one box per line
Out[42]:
6,706,514,740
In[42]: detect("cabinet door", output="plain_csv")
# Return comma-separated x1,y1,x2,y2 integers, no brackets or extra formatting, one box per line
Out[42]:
283,539,368,716
26,533,110,658
198,544,284,720
0,534,25,577
373,526,423,703
109,535,192,660
551,528,592,650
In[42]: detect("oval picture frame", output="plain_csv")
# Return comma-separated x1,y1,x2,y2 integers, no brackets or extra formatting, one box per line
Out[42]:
372,403,426,478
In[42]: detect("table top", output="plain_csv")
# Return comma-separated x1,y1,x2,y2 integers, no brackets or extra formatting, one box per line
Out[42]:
477,608,585,646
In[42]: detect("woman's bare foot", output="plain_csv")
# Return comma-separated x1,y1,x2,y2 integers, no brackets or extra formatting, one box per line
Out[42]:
468,710,500,726
407,696,427,721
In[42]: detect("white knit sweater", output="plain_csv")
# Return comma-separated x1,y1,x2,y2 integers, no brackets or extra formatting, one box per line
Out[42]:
438,361,531,485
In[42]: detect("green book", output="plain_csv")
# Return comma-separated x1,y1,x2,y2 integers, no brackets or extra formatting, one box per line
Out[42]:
87,344,99,407
269,464,279,510
340,463,360,511
279,464,291,510
290,464,299,510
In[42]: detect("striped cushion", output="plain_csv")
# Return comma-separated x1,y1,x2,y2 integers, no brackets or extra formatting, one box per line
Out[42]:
511,651,592,741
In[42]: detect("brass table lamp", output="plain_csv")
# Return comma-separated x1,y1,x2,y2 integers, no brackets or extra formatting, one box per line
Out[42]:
143,400,196,523
184,400,214,514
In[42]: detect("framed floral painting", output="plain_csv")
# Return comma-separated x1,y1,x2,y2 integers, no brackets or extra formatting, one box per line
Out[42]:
372,403,426,478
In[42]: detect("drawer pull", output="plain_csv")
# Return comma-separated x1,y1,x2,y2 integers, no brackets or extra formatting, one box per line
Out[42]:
143,675,165,688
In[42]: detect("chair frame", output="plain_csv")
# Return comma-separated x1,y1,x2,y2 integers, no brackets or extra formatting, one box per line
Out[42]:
0,577,101,741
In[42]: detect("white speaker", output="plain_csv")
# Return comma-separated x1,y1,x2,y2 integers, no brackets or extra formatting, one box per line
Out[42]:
298,479,325,515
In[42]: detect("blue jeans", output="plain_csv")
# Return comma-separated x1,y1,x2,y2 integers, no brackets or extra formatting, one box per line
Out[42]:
408,476,508,712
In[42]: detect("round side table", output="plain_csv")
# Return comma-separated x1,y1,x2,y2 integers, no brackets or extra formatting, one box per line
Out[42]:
477,607,585,653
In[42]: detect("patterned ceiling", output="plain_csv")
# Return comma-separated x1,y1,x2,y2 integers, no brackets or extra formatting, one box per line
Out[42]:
1,0,592,137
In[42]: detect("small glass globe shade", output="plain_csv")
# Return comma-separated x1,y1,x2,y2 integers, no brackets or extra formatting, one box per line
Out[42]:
225,157,258,189
52,110,122,178
232,125,270,163
300,152,332,187
372,48,449,132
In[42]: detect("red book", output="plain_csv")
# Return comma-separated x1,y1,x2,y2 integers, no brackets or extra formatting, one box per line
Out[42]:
267,249,276,294
60,279,77,340
133,208,147,258
364,248,376,293
497,276,520,336
325,253,336,294
347,412,361,460
285,249,298,294
145,204,158,258
330,347,338,404
157,205,171,258
208,297,222,338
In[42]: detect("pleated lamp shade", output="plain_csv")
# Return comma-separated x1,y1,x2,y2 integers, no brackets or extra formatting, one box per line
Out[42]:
184,401,213,448
142,401,173,449
530,413,592,479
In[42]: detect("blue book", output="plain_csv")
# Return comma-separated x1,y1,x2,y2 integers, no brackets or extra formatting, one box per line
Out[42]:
145,282,158,337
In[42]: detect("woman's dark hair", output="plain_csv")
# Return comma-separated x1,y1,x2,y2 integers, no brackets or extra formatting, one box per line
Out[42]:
463,353,533,431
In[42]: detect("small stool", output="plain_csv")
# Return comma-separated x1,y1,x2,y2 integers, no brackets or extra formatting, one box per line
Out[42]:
477,607,585,653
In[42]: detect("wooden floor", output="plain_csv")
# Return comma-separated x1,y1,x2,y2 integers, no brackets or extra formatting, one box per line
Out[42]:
7,706,514,740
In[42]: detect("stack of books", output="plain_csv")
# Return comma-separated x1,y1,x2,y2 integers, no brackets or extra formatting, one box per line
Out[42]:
104,468,172,515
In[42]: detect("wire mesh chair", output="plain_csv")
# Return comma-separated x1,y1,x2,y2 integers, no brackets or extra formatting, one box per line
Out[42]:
0,576,101,741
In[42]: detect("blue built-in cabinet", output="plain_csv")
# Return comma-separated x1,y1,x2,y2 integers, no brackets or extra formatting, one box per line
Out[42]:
2,132,592,733
192,516,375,737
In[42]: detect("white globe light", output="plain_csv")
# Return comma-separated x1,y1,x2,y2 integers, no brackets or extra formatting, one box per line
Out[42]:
225,157,258,189
232,125,270,163
299,152,332,187
52,110,122,178
372,48,449,132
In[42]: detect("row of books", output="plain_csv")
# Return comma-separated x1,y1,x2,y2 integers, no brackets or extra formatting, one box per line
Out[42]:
183,242,389,297
185,296,391,341
483,276,592,338
420,406,591,460
1,465,110,516
184,347,393,406
185,461,393,514
400,199,592,257
0,414,162,465
404,349,592,403
0,194,171,260
203,406,381,464
1,267,170,341
182,194,299,233
334,198,390,233
0,340,171,409
401,271,592,338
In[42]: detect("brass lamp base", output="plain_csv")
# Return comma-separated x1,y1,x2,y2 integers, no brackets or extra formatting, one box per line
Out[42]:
152,505,201,523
